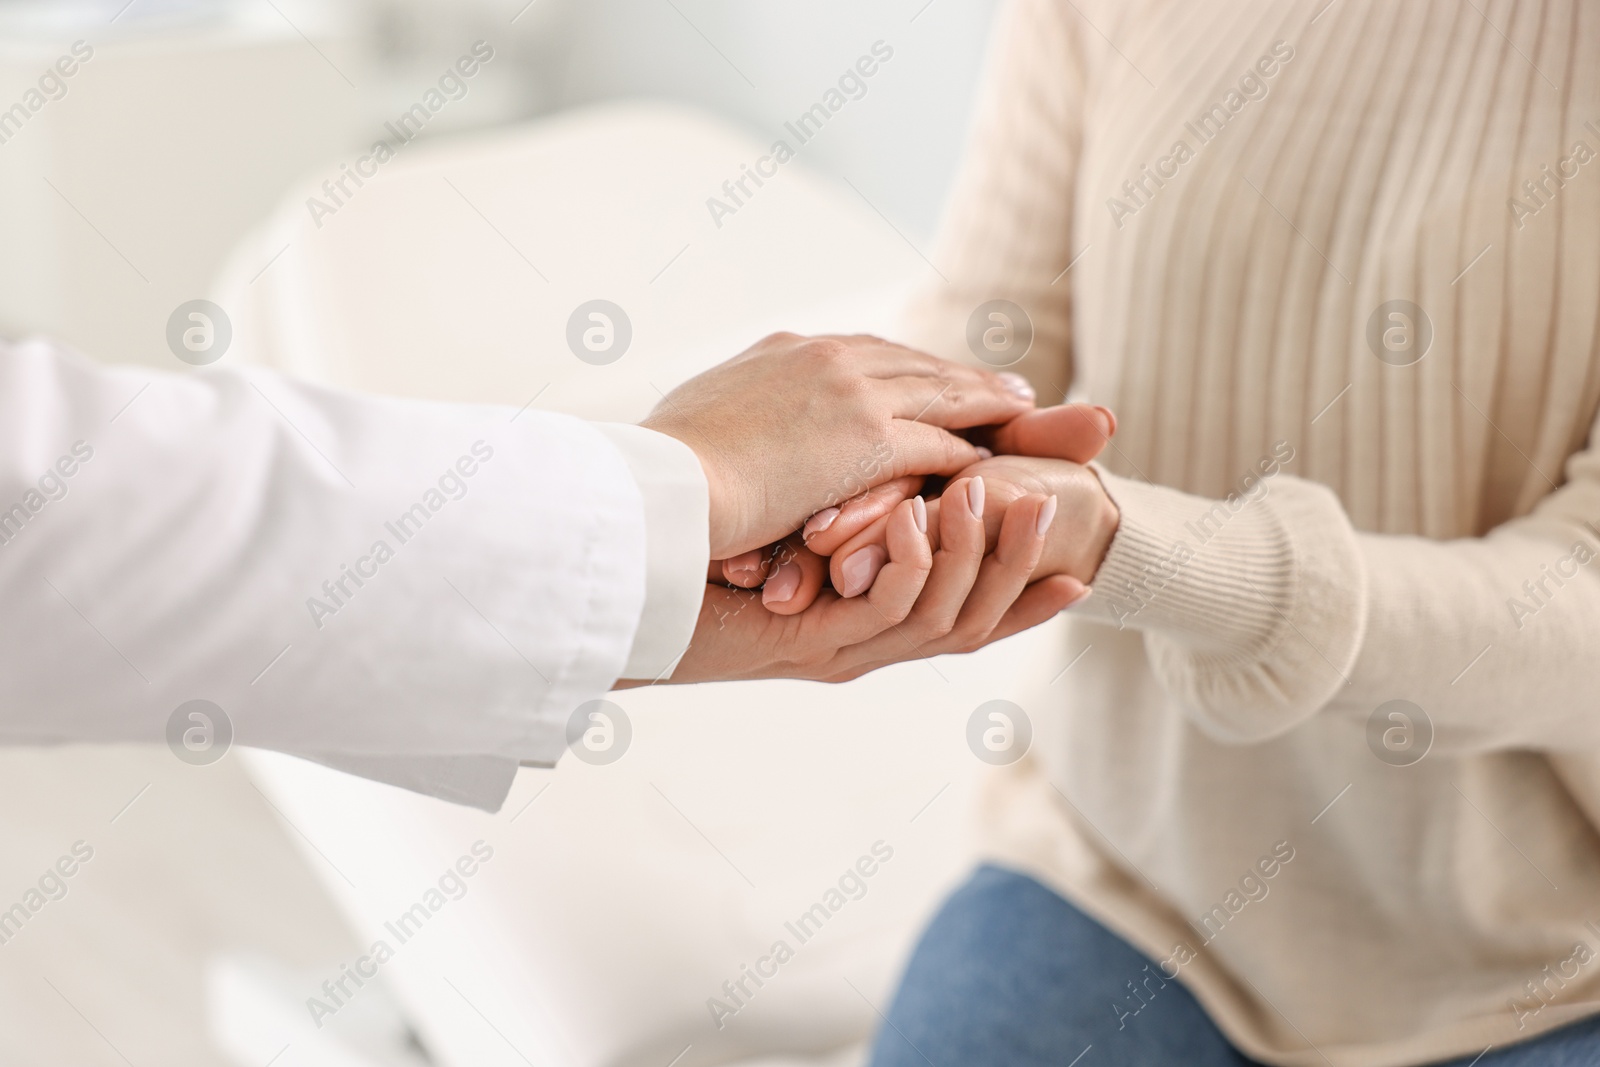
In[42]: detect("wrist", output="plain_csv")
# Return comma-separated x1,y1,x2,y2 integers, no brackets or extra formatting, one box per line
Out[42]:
642,417,737,558
1078,481,1120,583
1038,468,1120,583
705,481,736,559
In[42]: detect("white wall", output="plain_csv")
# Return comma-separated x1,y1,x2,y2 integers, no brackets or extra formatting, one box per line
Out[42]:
542,0,1001,236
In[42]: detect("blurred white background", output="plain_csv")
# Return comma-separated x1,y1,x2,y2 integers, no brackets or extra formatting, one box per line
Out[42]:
0,3,1021,1066
0,0,999,366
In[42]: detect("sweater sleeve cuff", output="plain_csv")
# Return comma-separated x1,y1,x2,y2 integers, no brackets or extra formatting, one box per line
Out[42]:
1084,467,1368,741
592,424,709,681
1088,469,1289,654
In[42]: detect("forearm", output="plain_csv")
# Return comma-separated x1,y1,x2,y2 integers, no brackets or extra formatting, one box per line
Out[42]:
1335,527,1600,751
1082,465,1600,753
0,341,647,761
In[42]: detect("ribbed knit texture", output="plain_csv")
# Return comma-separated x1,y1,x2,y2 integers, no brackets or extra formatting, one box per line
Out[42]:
898,1,1600,1063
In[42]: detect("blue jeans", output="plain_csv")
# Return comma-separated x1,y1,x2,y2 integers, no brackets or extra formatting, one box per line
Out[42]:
869,864,1600,1067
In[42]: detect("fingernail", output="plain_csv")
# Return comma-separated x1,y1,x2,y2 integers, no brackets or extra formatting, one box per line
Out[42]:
1067,586,1094,608
967,475,985,515
724,548,764,578
803,507,840,540
1036,495,1058,537
1092,405,1117,437
912,495,927,534
837,544,888,598
762,561,802,605
999,372,1036,402
974,446,994,459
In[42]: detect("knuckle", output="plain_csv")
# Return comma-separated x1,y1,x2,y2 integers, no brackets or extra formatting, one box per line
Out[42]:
915,610,958,641
840,331,886,346
954,625,993,654
796,644,833,668
800,338,852,365
794,653,831,675
943,622,978,649
835,380,880,419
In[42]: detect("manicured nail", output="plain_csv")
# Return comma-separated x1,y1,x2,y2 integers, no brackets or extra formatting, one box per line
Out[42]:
967,476,985,515
1036,495,1058,537
974,446,994,459
762,561,802,605
999,372,1036,402
724,548,764,579
912,495,928,534
1067,586,1094,608
837,544,888,598
803,507,840,540
1092,405,1117,437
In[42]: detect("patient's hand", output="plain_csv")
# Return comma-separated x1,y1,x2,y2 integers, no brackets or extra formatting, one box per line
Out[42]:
824,455,1119,600
799,402,1113,556
723,402,1118,613
655,480,1079,684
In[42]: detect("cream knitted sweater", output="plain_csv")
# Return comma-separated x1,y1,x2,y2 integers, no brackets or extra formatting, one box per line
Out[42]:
899,0,1600,1063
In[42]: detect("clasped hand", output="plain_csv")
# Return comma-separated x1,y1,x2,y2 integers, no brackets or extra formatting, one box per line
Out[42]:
636,332,1119,685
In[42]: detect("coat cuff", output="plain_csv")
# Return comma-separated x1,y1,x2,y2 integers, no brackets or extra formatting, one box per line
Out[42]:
592,424,709,681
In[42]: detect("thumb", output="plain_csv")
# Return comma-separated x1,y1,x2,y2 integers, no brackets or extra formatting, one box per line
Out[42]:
985,403,1116,462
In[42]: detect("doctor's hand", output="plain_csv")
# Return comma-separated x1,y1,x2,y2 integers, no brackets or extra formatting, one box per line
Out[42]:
641,332,1034,560
650,481,1078,684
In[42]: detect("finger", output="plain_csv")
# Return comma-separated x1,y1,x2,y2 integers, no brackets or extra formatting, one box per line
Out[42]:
895,476,988,645
978,404,1117,463
935,493,1056,653
800,333,1031,421
802,498,933,647
854,344,1037,407
816,575,1086,685
821,478,987,673
721,548,769,588
814,334,983,380
859,497,938,624
804,475,923,557
832,492,959,595
981,575,1088,645
879,372,1034,430
836,459,1044,588
831,513,889,597
760,536,829,616
886,420,991,480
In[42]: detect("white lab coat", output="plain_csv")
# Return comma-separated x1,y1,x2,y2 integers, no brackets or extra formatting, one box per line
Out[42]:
0,338,707,810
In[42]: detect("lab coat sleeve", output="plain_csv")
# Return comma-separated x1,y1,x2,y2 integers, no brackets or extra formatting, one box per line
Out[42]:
591,423,709,681
0,338,708,809
299,424,711,810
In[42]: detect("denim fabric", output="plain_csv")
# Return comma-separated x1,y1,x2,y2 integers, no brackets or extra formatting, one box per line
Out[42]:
869,864,1600,1067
